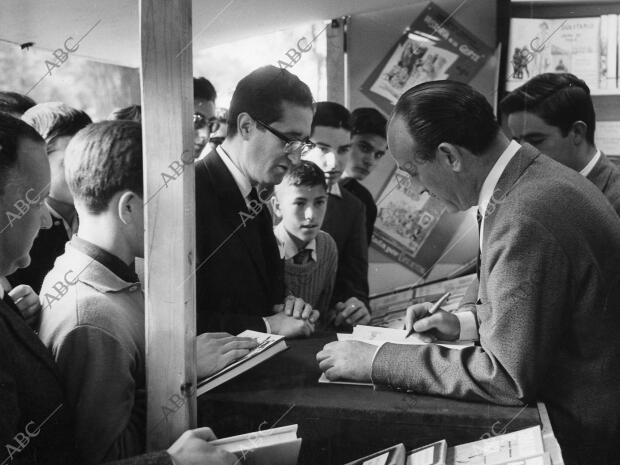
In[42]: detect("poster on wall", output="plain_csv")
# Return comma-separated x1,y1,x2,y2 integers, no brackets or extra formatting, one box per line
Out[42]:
361,1,493,113
371,169,447,275
506,17,601,92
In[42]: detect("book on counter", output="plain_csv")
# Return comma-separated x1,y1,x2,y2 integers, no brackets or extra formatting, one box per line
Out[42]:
197,330,288,395
345,427,556,465
210,424,301,465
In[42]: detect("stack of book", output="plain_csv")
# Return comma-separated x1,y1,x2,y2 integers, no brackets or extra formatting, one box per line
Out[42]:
347,425,561,465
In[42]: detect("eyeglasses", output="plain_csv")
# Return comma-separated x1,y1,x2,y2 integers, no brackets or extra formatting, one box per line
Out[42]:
193,112,220,134
254,118,315,160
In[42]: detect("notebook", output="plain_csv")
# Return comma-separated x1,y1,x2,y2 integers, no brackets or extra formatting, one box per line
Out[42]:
210,424,301,465
406,440,447,465
197,330,288,395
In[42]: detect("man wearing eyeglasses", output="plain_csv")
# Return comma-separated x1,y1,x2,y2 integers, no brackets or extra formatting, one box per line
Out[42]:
193,77,218,156
341,108,388,244
194,66,320,337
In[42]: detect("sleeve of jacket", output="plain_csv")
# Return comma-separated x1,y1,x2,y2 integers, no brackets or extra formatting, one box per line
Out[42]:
55,325,145,464
331,202,369,307
371,214,570,405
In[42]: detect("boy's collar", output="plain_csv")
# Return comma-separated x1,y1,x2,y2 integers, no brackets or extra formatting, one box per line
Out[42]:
274,222,317,261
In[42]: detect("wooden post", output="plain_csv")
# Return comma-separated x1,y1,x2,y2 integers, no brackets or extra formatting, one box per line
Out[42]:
326,17,347,105
140,0,196,450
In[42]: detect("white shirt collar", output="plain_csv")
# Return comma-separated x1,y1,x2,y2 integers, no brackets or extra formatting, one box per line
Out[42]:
478,140,521,217
0,281,4,298
328,182,342,198
579,149,601,177
274,222,317,262
216,145,253,202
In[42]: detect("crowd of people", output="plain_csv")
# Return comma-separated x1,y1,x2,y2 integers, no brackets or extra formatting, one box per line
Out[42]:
1,64,619,465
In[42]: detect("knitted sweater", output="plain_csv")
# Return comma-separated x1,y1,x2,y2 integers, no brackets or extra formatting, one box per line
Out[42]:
281,230,338,316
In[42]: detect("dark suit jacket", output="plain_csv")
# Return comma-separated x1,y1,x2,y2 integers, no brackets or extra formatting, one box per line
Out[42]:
372,145,620,464
195,150,285,334
587,152,620,216
0,295,171,465
340,178,377,245
321,188,369,306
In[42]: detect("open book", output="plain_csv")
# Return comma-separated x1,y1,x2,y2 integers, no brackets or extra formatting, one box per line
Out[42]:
347,427,556,465
210,424,301,465
319,325,473,386
197,330,288,395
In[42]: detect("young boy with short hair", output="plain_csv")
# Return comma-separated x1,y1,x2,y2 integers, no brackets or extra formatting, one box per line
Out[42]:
272,161,337,318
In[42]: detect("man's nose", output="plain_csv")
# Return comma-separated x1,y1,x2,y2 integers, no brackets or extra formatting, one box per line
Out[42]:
304,206,315,221
323,151,336,170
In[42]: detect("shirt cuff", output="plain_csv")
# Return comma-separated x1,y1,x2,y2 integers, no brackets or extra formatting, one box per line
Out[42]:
262,317,272,334
369,342,387,384
456,310,479,341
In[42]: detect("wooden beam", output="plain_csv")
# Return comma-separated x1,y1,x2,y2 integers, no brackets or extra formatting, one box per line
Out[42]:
326,18,347,105
140,0,196,450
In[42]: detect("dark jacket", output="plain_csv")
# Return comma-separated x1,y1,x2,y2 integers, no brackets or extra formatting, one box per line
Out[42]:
195,150,285,334
0,295,172,465
340,178,377,244
321,187,369,307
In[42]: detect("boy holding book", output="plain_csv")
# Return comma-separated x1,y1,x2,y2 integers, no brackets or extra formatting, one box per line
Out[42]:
272,161,338,321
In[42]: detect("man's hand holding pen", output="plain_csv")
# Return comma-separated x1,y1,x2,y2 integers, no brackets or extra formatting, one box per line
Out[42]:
404,292,460,342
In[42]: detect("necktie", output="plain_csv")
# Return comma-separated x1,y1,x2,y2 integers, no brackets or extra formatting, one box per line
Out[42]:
293,248,312,265
476,209,483,280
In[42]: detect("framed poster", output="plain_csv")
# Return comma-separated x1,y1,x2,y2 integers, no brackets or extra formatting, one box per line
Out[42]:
361,1,493,114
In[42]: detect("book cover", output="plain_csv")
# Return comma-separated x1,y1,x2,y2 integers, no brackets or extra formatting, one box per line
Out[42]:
210,425,301,465
507,17,601,91
607,15,617,89
406,439,447,465
197,330,287,394
344,443,407,465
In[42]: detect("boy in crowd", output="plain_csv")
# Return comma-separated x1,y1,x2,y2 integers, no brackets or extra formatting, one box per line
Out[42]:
0,90,36,116
303,101,370,328
7,102,90,293
501,72,620,215
38,121,257,464
0,112,236,465
195,66,319,336
341,108,388,243
272,160,337,317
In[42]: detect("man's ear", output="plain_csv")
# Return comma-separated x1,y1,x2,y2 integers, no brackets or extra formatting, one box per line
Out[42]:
237,113,254,141
569,121,588,145
436,142,464,173
118,191,139,225
271,194,283,218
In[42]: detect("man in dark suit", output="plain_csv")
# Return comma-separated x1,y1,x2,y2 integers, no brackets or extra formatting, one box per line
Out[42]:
195,66,319,336
0,112,236,465
501,72,620,215
303,102,371,328
317,82,620,465
7,102,90,293
341,107,388,244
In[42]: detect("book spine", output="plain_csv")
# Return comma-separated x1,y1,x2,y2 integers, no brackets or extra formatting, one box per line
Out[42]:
608,15,618,89
617,15,620,88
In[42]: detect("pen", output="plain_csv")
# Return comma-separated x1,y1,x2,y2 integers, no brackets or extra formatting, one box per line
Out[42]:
405,291,451,338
